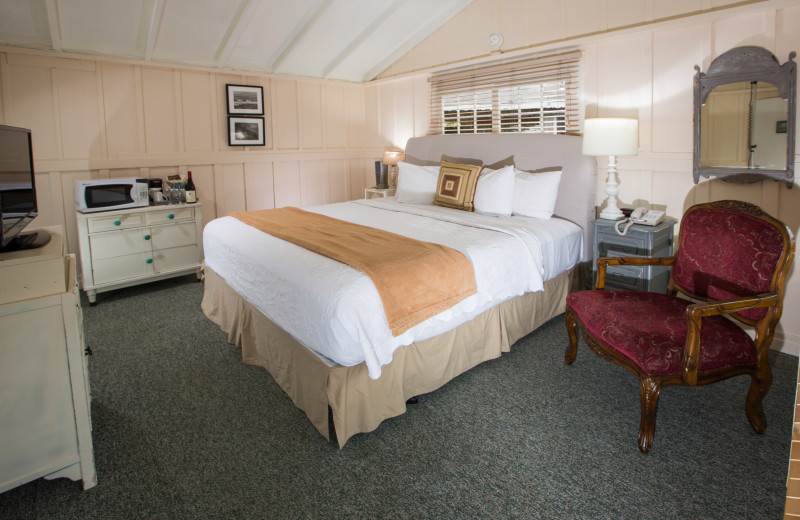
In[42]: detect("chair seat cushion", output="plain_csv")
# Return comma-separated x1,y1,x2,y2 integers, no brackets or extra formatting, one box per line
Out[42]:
566,290,756,377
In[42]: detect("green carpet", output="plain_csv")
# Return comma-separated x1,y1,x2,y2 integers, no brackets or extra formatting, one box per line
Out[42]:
0,275,795,519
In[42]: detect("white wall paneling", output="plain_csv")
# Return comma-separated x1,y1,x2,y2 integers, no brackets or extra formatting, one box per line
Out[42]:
244,162,276,213
274,78,300,150
0,50,377,259
298,82,323,149
273,161,302,209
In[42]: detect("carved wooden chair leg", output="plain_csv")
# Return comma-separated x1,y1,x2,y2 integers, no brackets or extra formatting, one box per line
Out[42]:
638,376,663,455
564,309,579,365
745,366,772,434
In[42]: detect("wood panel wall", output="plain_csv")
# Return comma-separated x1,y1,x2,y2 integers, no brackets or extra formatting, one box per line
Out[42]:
0,49,425,263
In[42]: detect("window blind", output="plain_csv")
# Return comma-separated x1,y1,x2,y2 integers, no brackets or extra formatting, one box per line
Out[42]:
429,50,582,135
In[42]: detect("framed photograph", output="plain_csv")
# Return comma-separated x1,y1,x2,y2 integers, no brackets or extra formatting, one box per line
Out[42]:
226,84,264,115
776,120,788,134
228,116,265,146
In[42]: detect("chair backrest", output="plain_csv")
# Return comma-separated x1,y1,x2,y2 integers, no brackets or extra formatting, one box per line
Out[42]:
671,200,794,323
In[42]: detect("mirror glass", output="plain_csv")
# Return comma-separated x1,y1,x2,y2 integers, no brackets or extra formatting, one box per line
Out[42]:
693,46,795,186
700,81,788,171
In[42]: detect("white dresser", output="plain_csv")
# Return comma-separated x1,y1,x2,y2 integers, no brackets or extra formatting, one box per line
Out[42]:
76,203,203,303
0,226,96,492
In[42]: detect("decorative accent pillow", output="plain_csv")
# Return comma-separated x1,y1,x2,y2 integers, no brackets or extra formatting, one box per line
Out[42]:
433,160,483,211
473,165,515,216
512,168,563,220
395,162,440,204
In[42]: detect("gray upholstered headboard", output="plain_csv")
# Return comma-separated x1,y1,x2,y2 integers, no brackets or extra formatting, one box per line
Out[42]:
404,134,597,263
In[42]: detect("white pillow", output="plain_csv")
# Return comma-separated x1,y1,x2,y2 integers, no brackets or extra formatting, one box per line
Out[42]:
473,165,515,216
395,162,440,204
512,168,563,220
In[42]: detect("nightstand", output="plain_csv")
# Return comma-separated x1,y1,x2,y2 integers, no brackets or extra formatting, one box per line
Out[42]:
364,187,396,199
593,217,678,293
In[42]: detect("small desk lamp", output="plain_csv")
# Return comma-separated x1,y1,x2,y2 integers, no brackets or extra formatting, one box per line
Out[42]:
383,148,405,187
582,118,639,220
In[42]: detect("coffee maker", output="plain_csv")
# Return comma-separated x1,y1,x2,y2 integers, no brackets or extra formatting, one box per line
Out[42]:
148,178,167,205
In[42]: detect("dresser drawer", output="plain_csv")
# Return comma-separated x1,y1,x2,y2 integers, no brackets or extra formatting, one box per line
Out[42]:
147,207,194,225
92,253,153,285
153,245,199,273
87,213,145,233
150,222,197,251
89,228,151,260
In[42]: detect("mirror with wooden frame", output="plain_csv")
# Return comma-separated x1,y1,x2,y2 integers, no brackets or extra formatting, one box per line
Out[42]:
693,46,796,186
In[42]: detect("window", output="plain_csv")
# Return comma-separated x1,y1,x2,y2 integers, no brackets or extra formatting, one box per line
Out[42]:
430,50,581,135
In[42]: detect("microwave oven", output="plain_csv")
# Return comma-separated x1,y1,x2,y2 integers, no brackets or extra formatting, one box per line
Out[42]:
74,178,149,213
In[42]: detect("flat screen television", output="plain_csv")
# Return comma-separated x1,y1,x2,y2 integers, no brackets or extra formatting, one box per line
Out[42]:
0,125,50,252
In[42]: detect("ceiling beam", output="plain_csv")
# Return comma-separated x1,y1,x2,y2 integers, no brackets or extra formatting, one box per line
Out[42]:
268,0,335,73
321,0,405,79
140,0,167,61
215,0,260,68
43,0,61,51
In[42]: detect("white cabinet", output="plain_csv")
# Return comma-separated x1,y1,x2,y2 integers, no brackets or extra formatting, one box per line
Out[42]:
76,203,203,303
0,226,96,492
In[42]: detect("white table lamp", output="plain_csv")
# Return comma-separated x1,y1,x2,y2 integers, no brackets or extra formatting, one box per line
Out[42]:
583,118,639,220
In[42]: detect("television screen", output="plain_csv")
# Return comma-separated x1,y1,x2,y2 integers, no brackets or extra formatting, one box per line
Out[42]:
0,125,49,252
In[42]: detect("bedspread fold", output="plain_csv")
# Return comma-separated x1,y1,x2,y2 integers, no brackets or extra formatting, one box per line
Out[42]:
229,207,477,336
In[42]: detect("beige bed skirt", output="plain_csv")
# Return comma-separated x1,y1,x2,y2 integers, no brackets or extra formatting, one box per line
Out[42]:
201,264,581,447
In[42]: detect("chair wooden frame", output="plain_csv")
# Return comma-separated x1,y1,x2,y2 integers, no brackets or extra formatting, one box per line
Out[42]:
565,200,795,454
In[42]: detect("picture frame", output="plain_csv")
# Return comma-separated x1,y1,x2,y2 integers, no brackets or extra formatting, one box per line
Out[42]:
226,84,264,115
228,116,265,146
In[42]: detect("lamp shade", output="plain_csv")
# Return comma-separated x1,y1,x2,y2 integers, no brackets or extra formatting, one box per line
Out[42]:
383,149,405,165
582,118,639,156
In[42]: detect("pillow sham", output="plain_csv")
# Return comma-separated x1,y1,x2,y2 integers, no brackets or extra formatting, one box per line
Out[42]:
433,160,483,211
395,162,440,204
473,165,515,216
512,168,563,220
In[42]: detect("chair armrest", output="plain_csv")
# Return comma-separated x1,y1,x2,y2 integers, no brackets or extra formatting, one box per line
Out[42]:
681,293,779,385
595,256,677,289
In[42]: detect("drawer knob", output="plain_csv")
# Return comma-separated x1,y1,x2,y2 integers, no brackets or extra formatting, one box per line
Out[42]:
146,258,153,264
114,220,121,226
168,214,175,219
144,234,151,240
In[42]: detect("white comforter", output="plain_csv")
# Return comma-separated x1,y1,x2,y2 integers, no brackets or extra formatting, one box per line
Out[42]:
203,198,583,379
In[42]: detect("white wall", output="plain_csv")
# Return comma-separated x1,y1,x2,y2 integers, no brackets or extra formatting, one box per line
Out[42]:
373,0,800,354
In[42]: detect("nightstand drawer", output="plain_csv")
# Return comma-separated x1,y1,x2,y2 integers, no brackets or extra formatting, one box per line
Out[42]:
605,272,647,291
597,234,649,256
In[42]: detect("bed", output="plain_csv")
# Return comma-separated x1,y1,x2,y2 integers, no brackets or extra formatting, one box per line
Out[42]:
201,133,596,447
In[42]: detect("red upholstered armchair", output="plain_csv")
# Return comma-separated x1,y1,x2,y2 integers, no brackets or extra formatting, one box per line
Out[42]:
565,200,795,454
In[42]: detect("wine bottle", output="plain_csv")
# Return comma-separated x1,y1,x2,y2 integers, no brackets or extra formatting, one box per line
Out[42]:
185,171,197,204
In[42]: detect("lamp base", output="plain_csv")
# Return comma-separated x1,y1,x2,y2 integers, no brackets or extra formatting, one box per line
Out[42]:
599,208,625,220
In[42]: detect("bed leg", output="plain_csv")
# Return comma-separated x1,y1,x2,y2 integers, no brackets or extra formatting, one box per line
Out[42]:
327,406,338,446
406,396,419,404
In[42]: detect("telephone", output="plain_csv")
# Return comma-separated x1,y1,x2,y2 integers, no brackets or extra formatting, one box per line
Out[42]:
615,207,666,235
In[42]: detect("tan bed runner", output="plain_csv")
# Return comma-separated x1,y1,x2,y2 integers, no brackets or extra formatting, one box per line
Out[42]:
229,207,477,336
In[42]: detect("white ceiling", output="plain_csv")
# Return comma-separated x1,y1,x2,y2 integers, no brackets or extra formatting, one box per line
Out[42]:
0,0,473,83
